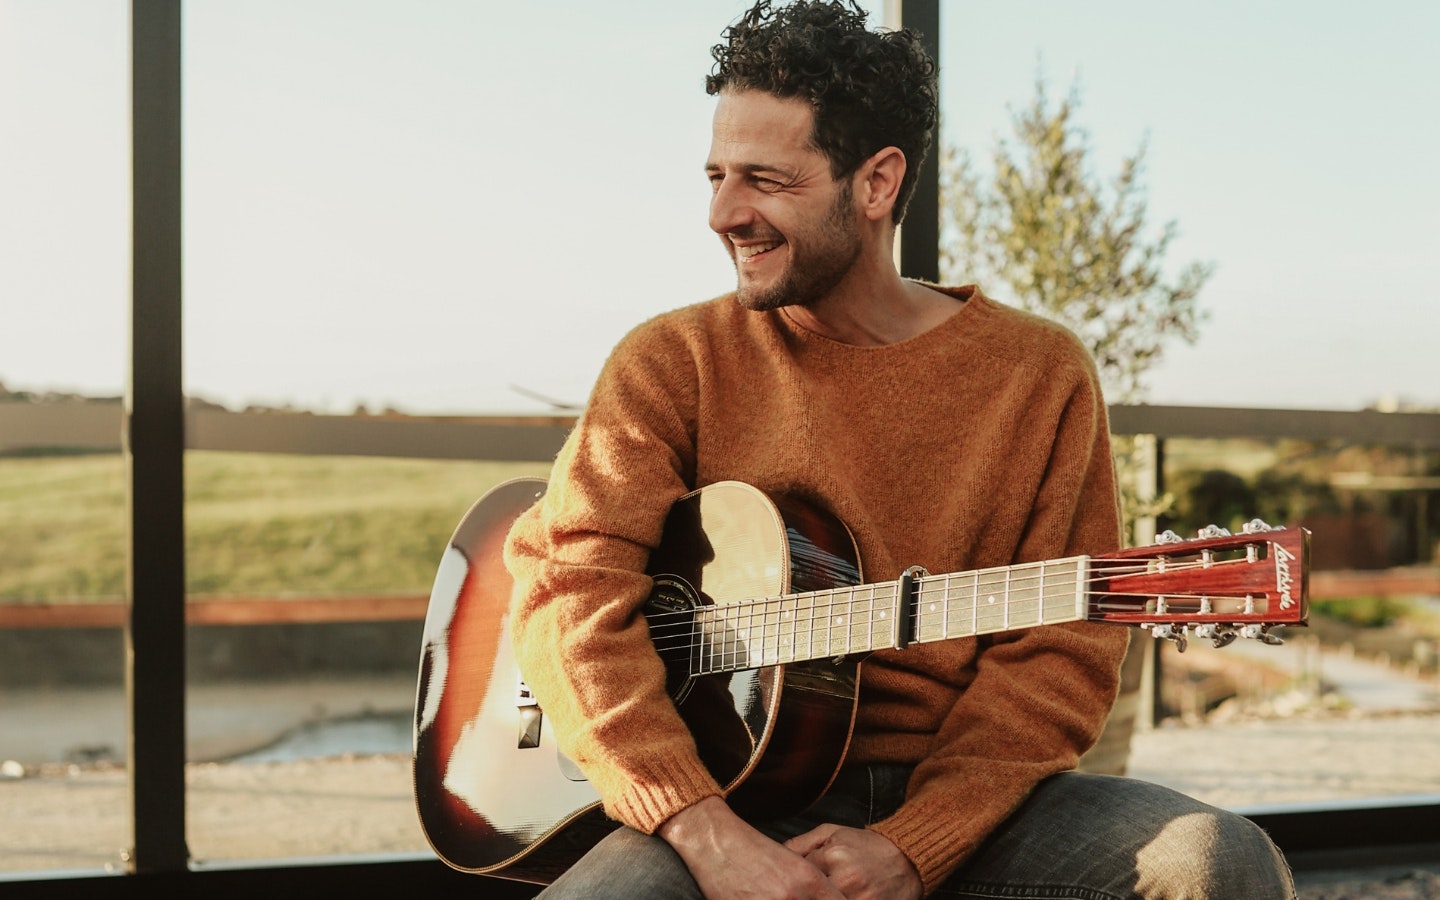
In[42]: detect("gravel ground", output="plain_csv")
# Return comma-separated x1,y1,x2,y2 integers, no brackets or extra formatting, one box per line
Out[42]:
3,649,1438,894
1295,867,1440,900
3,716,1440,895
1129,712,1440,899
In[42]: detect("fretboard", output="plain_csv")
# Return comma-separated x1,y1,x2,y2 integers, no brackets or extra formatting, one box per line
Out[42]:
687,556,1091,675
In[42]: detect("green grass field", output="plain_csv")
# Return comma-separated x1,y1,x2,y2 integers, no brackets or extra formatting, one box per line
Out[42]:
0,452,550,602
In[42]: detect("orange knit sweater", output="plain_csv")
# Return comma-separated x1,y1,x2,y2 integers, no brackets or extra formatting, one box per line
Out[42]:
503,285,1130,892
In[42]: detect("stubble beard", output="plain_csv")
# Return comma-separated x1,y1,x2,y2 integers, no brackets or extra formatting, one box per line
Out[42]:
732,184,862,313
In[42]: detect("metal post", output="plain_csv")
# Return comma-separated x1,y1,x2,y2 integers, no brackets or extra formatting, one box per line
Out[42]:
127,0,189,873
892,0,941,283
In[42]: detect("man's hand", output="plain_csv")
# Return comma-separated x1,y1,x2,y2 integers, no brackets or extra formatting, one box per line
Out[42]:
785,823,923,900
658,796,846,899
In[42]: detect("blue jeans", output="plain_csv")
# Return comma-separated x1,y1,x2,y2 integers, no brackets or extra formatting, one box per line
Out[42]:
538,766,1295,899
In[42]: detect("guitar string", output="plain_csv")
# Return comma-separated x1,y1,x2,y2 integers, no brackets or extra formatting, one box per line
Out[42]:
643,554,1265,639
643,553,1258,632
642,555,1280,671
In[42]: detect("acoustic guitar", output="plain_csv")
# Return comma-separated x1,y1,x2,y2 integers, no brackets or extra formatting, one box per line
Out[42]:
412,476,1309,883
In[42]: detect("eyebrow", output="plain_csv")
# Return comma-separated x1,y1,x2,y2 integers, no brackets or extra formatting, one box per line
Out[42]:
704,161,797,180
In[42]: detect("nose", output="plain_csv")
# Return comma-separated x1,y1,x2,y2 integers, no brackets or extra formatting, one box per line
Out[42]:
708,176,753,236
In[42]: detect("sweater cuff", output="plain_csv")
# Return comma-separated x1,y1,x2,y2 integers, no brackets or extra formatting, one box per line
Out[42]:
606,745,724,834
867,762,1068,892
869,801,983,892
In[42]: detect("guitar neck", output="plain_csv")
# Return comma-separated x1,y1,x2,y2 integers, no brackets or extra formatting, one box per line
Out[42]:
683,556,1091,675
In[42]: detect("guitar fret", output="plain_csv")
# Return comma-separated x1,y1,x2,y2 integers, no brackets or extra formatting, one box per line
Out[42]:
976,572,994,633
846,587,858,648
727,605,739,672
738,602,748,669
751,597,761,666
754,597,764,666
695,606,706,675
750,600,759,666
704,606,716,674
1037,561,1046,625
768,597,778,664
723,605,734,671
724,605,736,671
861,584,875,652
912,579,924,643
754,596,766,668
757,600,764,665
842,590,853,655
841,589,853,656
799,592,811,661
766,595,782,665
747,602,755,666
941,577,950,641
852,588,862,654
745,599,757,668
813,590,824,659
970,571,980,637
868,584,880,651
722,604,733,671
723,605,733,672
870,583,885,653
785,595,796,664
1003,568,1012,630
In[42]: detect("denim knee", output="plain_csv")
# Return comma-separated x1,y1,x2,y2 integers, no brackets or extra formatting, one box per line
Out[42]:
1134,807,1295,899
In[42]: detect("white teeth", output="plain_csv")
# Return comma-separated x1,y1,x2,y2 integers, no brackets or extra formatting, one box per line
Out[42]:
736,242,779,259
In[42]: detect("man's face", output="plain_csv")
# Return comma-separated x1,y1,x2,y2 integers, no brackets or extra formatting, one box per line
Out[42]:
706,90,862,311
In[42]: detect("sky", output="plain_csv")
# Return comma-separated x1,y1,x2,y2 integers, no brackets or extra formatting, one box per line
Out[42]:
1,0,1437,415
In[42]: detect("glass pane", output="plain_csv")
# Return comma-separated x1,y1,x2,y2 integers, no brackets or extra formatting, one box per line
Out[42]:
0,0,131,876
181,452,548,863
938,1,1440,812
177,0,756,864
1124,436,1440,809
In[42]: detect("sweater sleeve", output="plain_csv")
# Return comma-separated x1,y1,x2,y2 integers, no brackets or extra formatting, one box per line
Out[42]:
868,357,1131,892
502,321,725,832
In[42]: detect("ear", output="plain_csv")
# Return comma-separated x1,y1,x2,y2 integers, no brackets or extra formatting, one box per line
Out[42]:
854,146,907,223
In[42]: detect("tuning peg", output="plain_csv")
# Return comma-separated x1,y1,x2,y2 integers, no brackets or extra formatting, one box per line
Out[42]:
1197,524,1232,539
1148,623,1189,652
1196,624,1239,649
1241,518,1283,534
1241,624,1285,645
1154,530,1184,545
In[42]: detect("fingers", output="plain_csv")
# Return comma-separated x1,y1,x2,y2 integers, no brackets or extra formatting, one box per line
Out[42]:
782,822,841,857
783,825,924,900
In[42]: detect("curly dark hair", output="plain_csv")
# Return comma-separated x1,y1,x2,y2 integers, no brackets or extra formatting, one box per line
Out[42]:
705,0,938,225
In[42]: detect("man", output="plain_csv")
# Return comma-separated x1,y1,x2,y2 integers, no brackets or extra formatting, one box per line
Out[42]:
503,1,1295,896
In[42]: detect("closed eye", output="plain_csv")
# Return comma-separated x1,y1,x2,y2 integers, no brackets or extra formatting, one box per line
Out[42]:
705,164,795,193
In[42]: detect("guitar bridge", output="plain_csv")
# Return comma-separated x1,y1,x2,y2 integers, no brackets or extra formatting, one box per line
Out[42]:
517,677,543,749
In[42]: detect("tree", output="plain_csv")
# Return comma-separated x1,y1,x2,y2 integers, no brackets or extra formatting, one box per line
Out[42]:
940,75,1213,404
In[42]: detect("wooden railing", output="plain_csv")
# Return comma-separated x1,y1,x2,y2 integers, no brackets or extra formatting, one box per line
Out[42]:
4,566,1435,631
0,595,429,628
3,400,1438,632
4,400,1438,458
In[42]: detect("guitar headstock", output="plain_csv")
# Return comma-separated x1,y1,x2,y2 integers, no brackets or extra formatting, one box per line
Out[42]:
1090,520,1310,651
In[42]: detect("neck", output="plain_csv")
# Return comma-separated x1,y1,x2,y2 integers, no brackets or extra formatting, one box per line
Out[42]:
671,555,1092,675
784,267,960,346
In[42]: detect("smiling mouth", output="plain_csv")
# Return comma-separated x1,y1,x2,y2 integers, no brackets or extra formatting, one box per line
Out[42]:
734,240,781,261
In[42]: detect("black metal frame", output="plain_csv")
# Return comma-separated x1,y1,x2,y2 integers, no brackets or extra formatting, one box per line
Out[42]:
897,0,941,284
3,0,1436,893
126,0,188,875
